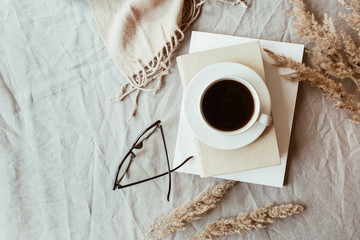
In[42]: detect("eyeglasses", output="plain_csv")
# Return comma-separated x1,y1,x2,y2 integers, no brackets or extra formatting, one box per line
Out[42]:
113,120,193,201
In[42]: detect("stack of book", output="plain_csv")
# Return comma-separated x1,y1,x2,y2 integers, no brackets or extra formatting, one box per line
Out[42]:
173,31,304,187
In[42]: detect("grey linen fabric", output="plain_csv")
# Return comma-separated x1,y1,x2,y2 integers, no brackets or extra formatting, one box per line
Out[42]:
0,0,360,239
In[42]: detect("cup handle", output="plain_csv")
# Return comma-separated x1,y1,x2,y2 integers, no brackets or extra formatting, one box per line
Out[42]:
258,113,272,126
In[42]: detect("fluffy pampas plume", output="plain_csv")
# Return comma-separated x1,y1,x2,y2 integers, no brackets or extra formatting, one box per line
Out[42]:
191,203,304,240
143,181,237,240
265,0,360,123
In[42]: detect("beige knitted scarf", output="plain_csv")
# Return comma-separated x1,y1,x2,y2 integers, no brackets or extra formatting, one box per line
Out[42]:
89,0,246,118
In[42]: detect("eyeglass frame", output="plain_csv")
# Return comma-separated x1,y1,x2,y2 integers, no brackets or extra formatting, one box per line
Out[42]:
113,120,193,201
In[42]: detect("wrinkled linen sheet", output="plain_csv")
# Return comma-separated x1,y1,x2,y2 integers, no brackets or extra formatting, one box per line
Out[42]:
1,0,360,239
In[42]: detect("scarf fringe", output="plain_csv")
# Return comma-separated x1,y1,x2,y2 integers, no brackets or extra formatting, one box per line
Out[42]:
217,0,247,8
110,0,206,119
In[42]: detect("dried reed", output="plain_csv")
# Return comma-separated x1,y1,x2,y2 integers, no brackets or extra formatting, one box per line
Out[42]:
143,181,237,240
265,0,360,123
264,48,360,122
191,203,304,240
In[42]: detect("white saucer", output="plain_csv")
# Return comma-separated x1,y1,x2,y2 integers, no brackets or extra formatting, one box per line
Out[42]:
183,62,272,150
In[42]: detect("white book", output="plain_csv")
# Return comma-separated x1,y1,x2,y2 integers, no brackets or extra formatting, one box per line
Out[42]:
173,31,304,187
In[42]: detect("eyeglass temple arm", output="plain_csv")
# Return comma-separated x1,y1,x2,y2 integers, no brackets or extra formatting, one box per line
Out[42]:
159,125,172,201
113,156,193,190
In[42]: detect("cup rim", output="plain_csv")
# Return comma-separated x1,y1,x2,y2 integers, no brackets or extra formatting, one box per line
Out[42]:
199,76,261,135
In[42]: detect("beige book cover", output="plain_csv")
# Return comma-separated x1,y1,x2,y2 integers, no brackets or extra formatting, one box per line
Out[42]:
176,41,281,177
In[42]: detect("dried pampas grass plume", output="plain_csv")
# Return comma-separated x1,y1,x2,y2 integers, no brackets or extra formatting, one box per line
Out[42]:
286,0,360,89
191,203,305,240
144,181,237,240
265,0,360,123
264,48,360,123
338,0,360,36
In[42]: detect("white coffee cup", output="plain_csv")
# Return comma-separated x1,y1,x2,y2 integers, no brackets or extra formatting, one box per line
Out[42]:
199,76,272,135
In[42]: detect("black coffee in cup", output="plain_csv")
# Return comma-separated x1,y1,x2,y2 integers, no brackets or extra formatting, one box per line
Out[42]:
201,79,255,131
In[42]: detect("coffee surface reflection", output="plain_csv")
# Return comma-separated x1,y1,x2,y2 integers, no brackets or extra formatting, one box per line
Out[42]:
201,80,255,131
